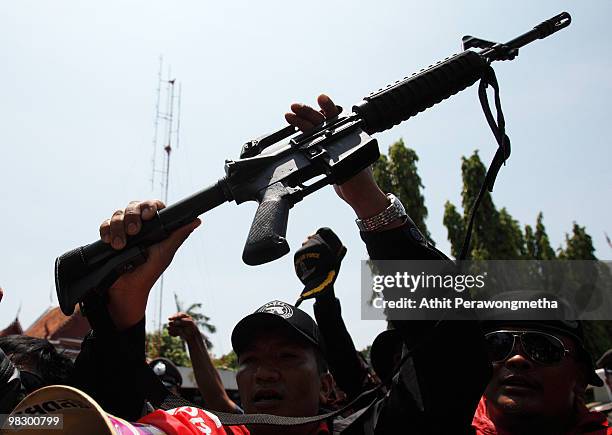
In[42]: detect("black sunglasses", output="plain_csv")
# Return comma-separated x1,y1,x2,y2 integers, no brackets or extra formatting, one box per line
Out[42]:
485,330,570,365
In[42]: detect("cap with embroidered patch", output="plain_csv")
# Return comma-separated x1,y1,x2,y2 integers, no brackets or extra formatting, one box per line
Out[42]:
231,300,324,355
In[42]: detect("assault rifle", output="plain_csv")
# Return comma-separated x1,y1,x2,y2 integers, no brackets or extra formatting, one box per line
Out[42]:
55,12,571,315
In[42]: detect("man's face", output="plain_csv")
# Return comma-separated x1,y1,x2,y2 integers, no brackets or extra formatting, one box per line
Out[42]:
484,328,585,422
236,326,331,417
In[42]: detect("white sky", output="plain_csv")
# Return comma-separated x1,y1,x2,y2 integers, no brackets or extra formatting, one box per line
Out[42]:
1,1,610,356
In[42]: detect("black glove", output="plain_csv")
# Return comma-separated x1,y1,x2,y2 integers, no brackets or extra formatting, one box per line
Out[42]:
294,227,347,307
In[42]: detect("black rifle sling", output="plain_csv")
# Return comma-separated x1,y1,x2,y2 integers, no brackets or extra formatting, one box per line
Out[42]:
143,360,380,426
459,65,511,261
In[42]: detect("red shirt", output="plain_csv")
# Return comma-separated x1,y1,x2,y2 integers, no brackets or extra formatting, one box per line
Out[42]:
472,398,612,435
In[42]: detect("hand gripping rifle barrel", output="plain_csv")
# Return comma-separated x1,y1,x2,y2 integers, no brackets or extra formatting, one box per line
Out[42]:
55,12,571,315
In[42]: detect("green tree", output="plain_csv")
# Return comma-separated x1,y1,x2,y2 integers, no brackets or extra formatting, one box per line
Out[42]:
443,151,524,260
212,351,238,370
443,202,465,259
372,139,431,240
174,294,217,349
146,328,191,367
496,208,527,260
558,223,597,260
145,295,218,366
534,213,556,260
524,225,537,259
555,223,612,359
376,143,611,358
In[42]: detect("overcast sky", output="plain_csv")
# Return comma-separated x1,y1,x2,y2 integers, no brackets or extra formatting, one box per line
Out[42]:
1,1,610,356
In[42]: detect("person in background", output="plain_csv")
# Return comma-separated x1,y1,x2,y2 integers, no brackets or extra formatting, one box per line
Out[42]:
473,321,611,435
0,335,73,393
149,357,183,397
167,312,242,413
293,227,380,404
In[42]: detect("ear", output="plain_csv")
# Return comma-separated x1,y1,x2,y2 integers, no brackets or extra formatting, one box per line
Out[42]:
318,372,335,406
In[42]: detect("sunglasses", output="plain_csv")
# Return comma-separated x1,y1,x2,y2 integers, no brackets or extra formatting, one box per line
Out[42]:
485,330,570,365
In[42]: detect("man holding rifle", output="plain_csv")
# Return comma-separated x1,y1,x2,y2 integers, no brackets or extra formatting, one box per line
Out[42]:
67,95,490,434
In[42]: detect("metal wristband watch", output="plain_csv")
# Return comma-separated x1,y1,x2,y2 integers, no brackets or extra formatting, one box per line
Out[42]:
355,193,407,232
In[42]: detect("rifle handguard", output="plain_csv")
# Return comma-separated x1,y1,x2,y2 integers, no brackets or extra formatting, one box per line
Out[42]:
242,183,291,266
354,50,488,134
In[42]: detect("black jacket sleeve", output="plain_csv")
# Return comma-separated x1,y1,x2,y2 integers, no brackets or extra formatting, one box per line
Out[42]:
314,292,373,400
360,217,491,434
69,293,148,421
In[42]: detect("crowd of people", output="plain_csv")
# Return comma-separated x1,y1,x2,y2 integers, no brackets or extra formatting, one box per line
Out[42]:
1,95,611,434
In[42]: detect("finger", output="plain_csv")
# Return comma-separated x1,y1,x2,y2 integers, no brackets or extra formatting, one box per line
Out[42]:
301,233,317,246
317,94,341,118
139,199,166,221
109,209,126,249
167,326,181,337
124,201,143,236
0,287,3,303
285,112,315,132
168,313,182,322
100,219,112,243
168,316,186,325
168,319,184,328
291,103,325,126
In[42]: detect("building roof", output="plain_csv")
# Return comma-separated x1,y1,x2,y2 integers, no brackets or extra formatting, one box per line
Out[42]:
23,306,89,340
0,318,23,337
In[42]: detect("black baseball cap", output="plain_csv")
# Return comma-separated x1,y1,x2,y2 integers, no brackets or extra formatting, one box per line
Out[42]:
231,300,325,356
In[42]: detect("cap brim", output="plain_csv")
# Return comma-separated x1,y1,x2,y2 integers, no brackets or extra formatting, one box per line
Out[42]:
232,312,319,355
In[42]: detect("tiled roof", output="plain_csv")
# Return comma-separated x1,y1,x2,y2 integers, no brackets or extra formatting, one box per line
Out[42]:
24,306,89,340
0,318,23,337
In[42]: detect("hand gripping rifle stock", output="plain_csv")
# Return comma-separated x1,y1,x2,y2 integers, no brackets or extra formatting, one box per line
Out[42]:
55,12,571,315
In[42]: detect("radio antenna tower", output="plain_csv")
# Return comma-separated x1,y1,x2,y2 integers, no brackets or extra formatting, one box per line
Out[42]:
151,56,182,337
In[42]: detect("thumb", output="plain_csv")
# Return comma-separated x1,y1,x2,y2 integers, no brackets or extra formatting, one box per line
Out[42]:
150,218,202,269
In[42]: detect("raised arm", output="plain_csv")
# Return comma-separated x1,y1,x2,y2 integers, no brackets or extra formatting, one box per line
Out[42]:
167,312,241,414
286,96,491,432
71,200,201,420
